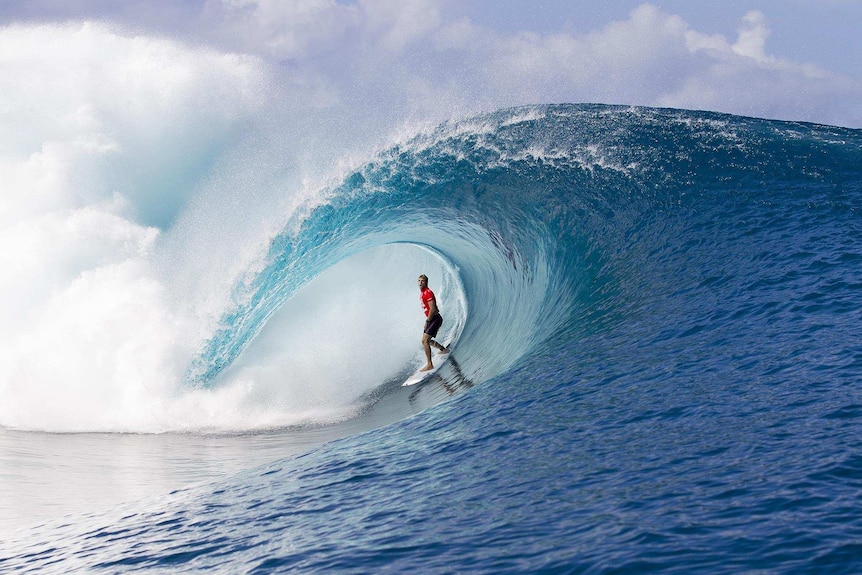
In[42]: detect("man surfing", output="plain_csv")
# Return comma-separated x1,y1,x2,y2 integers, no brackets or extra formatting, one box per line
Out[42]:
418,274,449,371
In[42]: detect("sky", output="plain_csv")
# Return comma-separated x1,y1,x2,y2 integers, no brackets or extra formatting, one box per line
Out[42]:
1,0,860,129
466,1,862,78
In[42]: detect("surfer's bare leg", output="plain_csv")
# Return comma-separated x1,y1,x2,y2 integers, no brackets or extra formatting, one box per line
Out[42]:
431,340,450,355
421,334,434,371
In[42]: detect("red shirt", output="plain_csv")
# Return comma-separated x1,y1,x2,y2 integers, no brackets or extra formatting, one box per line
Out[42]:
420,287,436,318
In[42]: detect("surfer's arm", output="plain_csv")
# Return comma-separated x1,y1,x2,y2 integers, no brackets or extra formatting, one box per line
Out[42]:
427,297,440,319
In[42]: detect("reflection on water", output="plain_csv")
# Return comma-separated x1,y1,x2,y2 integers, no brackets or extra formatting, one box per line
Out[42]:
405,357,474,402
0,362,474,540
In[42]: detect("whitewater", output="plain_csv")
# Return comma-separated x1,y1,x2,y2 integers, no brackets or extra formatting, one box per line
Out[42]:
3,24,862,575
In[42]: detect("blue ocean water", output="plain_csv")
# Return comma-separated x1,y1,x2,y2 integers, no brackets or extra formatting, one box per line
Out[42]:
3,104,862,573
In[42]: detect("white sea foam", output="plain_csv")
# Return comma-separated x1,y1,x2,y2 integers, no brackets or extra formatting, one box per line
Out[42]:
0,23,433,433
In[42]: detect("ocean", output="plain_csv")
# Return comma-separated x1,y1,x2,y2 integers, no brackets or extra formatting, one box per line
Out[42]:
2,104,862,573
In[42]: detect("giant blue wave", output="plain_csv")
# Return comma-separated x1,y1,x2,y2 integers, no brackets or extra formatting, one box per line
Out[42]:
195,102,861,401
5,104,862,573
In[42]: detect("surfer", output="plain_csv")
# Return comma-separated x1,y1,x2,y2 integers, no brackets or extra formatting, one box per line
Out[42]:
418,274,449,371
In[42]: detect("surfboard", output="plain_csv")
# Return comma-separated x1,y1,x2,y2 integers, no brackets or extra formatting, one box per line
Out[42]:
402,352,451,386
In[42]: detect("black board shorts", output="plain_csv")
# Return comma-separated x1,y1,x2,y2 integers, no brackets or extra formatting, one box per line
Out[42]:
424,313,443,338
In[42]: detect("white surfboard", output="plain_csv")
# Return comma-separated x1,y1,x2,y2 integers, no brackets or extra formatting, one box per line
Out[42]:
402,352,451,386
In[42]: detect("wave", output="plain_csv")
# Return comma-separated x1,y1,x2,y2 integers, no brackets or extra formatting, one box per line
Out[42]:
190,102,861,412
2,99,859,433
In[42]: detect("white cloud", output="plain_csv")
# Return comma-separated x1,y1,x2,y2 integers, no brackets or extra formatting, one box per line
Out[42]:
3,1,859,127
207,0,360,59
731,11,772,63
477,5,699,106
358,0,442,51
455,4,858,126
198,1,861,127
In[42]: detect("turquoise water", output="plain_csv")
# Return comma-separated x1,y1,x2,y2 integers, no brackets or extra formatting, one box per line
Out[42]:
3,104,862,573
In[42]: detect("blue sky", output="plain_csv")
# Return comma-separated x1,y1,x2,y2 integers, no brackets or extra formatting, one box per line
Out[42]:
1,0,860,128
465,1,862,78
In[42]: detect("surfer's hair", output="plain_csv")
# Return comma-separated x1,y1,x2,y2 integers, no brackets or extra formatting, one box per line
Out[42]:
418,274,428,282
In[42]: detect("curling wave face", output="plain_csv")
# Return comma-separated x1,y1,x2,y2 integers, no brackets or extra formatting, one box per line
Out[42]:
191,107,597,397
3,98,860,433
195,102,862,414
